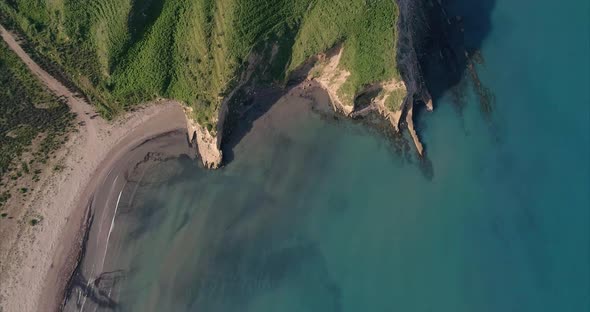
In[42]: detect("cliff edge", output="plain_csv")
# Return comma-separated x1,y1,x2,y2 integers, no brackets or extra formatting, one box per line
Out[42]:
188,0,436,164
1,0,438,166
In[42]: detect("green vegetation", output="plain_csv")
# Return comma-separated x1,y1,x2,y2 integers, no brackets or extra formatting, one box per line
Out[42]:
21,161,29,174
0,38,74,187
386,88,407,111
0,191,9,206
289,0,400,103
1,0,400,129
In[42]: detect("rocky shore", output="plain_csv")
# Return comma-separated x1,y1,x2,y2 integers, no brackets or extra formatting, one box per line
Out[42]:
184,0,442,166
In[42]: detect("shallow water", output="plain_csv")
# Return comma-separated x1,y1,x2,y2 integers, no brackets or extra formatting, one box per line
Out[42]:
97,0,589,311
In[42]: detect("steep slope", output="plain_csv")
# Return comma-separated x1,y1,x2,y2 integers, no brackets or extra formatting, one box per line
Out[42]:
1,0,430,167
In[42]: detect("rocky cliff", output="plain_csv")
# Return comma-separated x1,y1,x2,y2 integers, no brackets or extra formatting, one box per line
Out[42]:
195,0,437,166
1,0,440,167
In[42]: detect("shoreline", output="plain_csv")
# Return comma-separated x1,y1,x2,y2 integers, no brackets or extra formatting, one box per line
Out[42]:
61,83,336,311
0,99,188,312
58,83,338,310
59,129,192,312
43,105,188,312
0,25,188,312
0,2,443,306
58,74,428,310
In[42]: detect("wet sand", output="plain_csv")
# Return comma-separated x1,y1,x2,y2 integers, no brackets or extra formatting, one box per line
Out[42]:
61,130,192,312
1,21,405,311
0,22,344,311
0,99,188,312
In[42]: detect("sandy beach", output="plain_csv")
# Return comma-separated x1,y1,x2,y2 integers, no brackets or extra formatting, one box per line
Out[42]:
0,23,342,312
0,26,188,312
1,19,408,311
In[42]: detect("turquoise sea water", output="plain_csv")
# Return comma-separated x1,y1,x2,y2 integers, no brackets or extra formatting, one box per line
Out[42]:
101,0,589,311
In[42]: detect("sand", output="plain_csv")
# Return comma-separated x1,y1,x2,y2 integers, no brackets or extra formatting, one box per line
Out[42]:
0,25,187,312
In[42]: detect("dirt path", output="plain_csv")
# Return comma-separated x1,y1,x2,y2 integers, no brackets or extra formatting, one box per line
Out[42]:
0,25,99,138
0,25,187,312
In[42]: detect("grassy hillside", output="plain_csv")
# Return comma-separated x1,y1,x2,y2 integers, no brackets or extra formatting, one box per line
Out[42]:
0,0,399,129
0,39,74,205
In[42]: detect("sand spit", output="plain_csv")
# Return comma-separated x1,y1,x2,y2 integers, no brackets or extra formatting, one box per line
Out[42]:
0,25,186,312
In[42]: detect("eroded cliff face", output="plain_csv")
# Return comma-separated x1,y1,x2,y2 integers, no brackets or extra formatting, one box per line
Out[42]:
395,0,433,108
372,79,408,132
395,0,433,156
310,46,354,116
184,47,268,169
185,106,222,169
185,0,437,167
302,0,434,156
308,46,407,132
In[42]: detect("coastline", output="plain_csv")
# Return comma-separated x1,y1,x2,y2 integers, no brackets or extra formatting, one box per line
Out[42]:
57,80,341,310
0,25,188,312
0,1,446,308
57,127,191,312
0,98,187,312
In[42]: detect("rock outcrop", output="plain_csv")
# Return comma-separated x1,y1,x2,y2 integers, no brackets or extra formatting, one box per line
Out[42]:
299,0,435,157
395,0,434,155
310,47,408,133
371,79,408,132
186,0,437,164
311,46,354,116
184,107,222,169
